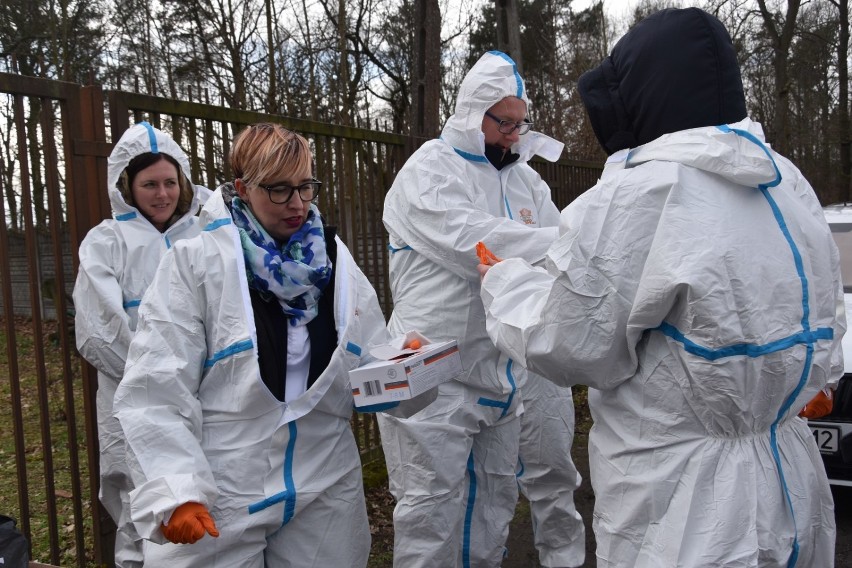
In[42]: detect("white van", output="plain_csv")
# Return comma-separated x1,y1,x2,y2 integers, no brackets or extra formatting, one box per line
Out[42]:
808,203,852,487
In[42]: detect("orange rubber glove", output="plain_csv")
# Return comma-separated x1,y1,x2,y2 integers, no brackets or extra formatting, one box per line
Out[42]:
161,502,220,544
476,241,502,265
799,388,834,419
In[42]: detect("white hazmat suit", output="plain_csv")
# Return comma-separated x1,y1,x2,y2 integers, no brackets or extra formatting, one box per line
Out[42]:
73,122,206,567
378,50,583,567
481,119,842,566
114,186,388,567
483,12,843,563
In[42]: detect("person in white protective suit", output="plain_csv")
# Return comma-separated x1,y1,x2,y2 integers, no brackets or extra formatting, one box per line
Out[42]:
377,50,585,567
113,123,388,567
73,122,207,567
478,8,842,568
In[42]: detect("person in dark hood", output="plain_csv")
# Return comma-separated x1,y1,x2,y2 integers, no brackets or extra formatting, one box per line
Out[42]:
478,8,841,567
578,6,747,155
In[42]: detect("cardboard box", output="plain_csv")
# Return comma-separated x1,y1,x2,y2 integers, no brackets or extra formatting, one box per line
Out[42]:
350,333,463,407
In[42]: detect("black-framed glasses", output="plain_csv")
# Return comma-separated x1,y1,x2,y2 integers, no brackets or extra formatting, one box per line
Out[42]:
484,111,533,135
253,179,322,204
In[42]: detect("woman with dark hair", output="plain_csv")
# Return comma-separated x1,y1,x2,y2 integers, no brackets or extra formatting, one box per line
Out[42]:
73,122,208,567
114,122,387,566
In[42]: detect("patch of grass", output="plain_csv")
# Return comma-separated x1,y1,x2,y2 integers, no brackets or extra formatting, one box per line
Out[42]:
0,317,95,566
573,384,593,436
365,479,395,568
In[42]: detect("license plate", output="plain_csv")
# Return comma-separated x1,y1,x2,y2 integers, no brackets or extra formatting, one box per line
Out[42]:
810,426,840,454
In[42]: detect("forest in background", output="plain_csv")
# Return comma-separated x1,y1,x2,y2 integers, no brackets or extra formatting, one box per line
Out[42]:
1,0,850,204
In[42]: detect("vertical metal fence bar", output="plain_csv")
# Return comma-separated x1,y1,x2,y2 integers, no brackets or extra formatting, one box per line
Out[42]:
317,136,334,225
323,135,336,224
16,93,61,565
108,90,130,144
353,143,372,455
333,137,347,242
0,116,32,556
73,84,112,566
40,99,87,565
377,142,392,313
220,121,232,185
356,142,370,281
188,118,200,184
172,114,183,147
311,135,322,211
364,141,381,300
204,118,215,190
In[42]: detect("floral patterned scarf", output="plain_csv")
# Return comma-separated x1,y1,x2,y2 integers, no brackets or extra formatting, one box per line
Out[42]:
230,197,332,324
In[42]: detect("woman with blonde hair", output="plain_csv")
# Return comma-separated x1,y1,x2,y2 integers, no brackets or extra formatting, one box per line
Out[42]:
114,122,387,566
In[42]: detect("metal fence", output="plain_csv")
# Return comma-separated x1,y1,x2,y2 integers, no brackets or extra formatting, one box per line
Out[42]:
0,71,602,566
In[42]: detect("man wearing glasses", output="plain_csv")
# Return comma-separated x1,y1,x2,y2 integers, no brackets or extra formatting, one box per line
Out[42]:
377,51,585,567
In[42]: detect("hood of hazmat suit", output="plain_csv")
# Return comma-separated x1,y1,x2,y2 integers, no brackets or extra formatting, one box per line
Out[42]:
480,8,843,567
72,122,207,566
382,50,564,399
75,121,207,380
114,186,387,567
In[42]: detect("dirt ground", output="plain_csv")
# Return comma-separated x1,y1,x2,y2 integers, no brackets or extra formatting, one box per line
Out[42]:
502,434,595,568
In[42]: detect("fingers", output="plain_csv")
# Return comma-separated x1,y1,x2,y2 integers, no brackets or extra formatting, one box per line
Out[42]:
161,520,201,544
476,241,502,265
161,502,219,544
199,512,220,538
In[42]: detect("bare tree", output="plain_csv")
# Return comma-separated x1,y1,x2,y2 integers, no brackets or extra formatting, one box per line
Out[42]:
755,0,801,155
160,0,265,110
827,0,850,198
411,0,441,138
496,0,523,73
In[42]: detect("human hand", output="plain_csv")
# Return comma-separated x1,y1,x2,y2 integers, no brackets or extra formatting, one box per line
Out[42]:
477,263,493,278
476,241,502,265
161,502,220,544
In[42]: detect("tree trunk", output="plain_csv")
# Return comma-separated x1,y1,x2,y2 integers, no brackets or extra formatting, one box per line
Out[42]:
411,0,441,139
756,0,801,156
837,0,851,200
337,0,351,126
265,0,277,114
495,0,523,74
299,0,318,121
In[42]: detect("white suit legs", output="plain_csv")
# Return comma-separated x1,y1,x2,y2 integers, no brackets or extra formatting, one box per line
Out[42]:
379,381,521,568
517,377,585,567
145,411,370,568
264,465,369,567
96,376,143,568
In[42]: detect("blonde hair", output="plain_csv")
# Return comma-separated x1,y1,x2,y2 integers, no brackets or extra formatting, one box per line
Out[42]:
230,123,313,184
